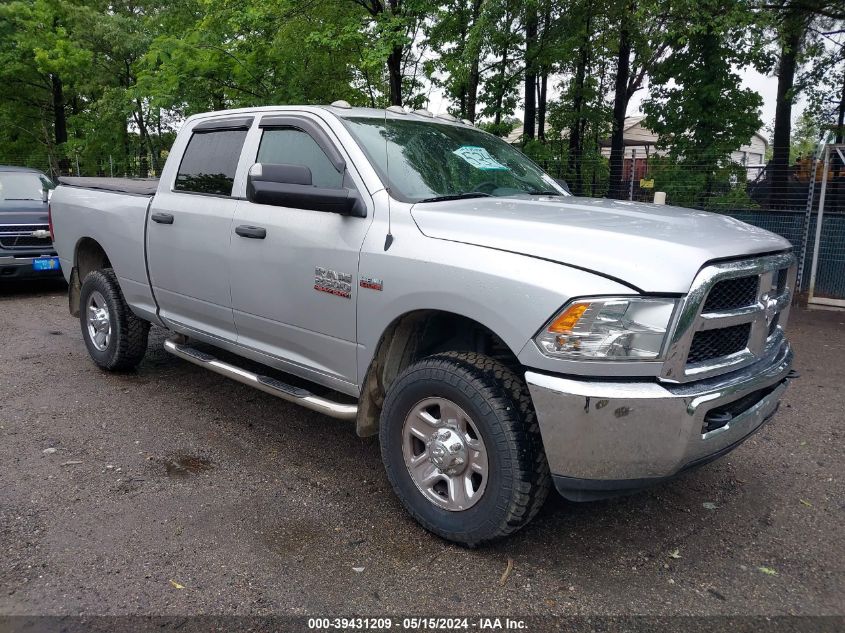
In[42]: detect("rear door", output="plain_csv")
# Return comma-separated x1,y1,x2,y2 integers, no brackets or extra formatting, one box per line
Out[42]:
146,117,252,341
229,114,373,387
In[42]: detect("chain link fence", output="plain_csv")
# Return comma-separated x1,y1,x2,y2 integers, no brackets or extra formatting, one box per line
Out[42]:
0,151,160,181
3,144,844,303
536,148,845,302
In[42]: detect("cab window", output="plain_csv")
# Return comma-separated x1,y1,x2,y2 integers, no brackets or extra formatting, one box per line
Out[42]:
175,129,247,196
257,129,343,189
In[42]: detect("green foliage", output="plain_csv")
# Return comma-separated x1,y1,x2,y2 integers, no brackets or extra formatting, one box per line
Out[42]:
477,120,517,137
642,0,765,169
646,156,757,210
0,0,839,214
790,110,823,160
139,0,367,113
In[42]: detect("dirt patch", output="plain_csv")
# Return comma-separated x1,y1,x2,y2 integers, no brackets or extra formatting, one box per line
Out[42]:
159,453,213,477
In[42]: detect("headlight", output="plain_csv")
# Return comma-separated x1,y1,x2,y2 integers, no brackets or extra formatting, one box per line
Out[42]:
535,297,678,360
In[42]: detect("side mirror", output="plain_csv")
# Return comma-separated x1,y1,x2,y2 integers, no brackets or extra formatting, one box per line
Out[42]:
246,163,366,218
554,178,571,194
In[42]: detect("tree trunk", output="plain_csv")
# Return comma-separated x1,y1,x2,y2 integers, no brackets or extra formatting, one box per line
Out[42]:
536,7,551,141
387,45,403,106
568,19,591,195
537,72,548,141
134,105,149,178
466,60,480,122
465,0,483,122
770,8,804,209
523,6,538,141
51,74,69,174
609,12,632,200
836,68,845,144
493,44,510,125
122,123,131,177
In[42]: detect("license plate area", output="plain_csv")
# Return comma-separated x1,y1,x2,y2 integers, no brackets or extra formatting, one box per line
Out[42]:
33,257,60,271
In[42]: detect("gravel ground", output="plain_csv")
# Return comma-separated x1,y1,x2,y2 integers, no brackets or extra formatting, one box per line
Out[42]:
0,279,842,617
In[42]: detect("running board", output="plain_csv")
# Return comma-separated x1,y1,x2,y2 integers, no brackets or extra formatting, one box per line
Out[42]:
163,338,358,420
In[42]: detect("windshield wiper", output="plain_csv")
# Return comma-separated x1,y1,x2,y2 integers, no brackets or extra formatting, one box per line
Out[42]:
418,192,493,203
524,190,564,196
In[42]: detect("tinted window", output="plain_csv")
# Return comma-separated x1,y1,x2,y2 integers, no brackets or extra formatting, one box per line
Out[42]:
257,129,343,189
175,129,247,196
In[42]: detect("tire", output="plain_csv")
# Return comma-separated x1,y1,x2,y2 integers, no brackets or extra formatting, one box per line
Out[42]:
379,352,550,546
79,268,150,371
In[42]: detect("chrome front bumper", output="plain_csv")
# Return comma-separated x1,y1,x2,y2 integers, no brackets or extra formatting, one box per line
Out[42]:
526,342,793,500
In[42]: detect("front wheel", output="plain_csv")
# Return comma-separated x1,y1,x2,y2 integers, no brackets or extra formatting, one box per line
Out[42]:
379,352,550,546
79,268,150,371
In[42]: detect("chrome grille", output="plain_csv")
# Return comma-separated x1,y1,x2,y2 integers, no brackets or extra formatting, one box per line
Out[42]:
687,323,751,364
0,224,52,250
662,252,796,382
702,276,758,312
0,236,51,248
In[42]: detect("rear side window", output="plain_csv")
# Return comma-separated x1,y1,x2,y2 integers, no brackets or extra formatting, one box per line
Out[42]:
175,129,248,196
257,129,343,189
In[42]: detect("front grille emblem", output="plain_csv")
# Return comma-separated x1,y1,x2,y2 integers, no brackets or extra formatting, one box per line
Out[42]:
761,294,779,327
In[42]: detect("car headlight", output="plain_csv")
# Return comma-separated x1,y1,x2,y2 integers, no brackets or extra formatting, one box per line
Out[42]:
535,297,678,360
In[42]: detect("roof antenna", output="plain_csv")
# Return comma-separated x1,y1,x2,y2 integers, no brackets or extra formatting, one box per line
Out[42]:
383,106,394,251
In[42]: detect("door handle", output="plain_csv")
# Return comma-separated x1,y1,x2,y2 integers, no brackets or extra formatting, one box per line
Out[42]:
151,212,174,225
235,225,267,239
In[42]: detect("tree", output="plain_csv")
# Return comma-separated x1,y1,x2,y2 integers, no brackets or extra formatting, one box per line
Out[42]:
799,3,845,142
426,0,485,121
768,3,811,206
0,0,93,173
477,0,523,126
141,0,366,114
344,0,433,107
763,1,843,207
643,0,766,206
607,0,670,199
523,1,539,140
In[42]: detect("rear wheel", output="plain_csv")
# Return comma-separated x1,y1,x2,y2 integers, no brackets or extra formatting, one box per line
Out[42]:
79,268,149,371
379,352,550,546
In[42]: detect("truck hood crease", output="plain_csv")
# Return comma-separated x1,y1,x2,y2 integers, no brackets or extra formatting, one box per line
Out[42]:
410,197,791,293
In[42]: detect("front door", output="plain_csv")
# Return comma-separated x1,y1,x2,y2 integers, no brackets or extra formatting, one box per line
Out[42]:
229,115,373,387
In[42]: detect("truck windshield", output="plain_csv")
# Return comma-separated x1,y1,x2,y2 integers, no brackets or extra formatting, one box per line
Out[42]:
0,172,53,201
341,117,569,203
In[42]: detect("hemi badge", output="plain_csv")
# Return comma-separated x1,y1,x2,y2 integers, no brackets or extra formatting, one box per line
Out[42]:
360,276,383,291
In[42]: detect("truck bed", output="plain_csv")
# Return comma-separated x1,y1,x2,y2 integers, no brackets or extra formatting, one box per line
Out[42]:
58,177,159,196
51,178,159,323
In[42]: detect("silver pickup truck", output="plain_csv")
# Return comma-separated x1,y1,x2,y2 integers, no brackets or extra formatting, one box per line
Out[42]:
51,104,796,545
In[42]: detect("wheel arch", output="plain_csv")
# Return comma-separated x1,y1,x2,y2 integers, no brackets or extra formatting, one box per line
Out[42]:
355,309,524,437
68,237,113,316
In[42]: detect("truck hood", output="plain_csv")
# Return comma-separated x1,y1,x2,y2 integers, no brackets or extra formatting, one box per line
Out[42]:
410,196,791,293
0,199,49,225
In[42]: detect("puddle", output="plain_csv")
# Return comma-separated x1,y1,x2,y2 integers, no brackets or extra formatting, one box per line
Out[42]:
162,453,213,477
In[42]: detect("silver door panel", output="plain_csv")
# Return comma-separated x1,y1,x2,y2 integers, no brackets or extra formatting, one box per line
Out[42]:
147,191,237,341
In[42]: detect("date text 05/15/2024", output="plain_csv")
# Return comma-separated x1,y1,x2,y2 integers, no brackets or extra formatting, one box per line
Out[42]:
307,617,528,631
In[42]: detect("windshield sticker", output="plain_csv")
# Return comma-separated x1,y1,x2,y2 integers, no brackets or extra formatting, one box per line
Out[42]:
452,146,509,171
